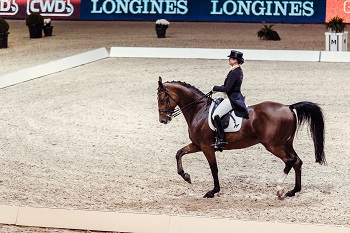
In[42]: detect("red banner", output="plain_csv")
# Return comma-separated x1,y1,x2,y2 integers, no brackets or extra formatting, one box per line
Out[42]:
0,0,80,19
326,0,350,23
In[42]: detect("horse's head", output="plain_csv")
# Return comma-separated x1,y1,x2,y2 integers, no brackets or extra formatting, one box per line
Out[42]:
157,77,178,124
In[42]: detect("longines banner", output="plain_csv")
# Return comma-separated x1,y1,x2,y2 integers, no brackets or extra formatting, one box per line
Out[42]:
80,0,326,22
0,0,330,23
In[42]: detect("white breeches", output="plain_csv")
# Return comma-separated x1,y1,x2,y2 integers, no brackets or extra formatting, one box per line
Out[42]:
212,98,232,119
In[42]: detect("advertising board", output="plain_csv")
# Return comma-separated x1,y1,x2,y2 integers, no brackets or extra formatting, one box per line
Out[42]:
0,0,332,23
0,0,80,19
326,0,350,23
80,0,326,23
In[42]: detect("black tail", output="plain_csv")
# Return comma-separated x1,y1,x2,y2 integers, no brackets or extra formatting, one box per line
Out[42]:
290,101,326,165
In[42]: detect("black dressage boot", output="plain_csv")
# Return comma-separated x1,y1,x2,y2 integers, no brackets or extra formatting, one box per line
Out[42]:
213,115,227,150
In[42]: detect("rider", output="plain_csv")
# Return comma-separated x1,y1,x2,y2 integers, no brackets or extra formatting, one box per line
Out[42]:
212,50,249,149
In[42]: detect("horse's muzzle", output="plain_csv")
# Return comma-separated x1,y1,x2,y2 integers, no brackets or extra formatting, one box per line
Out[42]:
159,116,171,124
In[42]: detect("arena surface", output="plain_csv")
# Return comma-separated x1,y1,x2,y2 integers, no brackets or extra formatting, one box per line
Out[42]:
0,20,350,232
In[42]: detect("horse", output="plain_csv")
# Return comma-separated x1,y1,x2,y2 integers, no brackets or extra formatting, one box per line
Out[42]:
157,77,326,199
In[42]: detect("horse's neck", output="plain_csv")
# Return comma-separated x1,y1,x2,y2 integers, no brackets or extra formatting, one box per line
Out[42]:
172,86,208,124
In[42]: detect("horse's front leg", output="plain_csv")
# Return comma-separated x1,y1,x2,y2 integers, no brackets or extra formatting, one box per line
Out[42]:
202,147,220,198
176,143,200,184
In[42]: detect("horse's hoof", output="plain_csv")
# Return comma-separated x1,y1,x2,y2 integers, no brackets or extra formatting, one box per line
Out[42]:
184,173,191,184
203,191,215,198
285,190,296,197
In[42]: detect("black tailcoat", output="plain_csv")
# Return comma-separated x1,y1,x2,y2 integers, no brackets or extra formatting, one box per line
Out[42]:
213,65,249,118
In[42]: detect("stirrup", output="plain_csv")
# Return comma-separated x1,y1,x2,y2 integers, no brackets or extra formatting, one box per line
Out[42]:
212,137,227,150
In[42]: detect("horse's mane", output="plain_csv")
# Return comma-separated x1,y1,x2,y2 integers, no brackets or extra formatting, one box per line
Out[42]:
165,81,206,97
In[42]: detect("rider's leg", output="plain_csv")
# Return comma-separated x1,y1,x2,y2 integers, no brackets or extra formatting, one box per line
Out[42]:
213,115,226,146
212,99,232,148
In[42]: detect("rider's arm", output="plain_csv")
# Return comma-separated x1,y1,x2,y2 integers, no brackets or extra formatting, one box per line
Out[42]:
212,71,237,93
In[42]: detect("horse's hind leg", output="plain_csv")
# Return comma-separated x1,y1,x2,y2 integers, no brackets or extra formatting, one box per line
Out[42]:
176,143,200,184
264,144,297,198
285,142,303,197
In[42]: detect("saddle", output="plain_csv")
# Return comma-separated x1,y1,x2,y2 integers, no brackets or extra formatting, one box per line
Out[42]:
208,98,243,132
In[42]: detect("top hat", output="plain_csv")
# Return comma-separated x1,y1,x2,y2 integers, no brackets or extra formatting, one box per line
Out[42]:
227,50,244,64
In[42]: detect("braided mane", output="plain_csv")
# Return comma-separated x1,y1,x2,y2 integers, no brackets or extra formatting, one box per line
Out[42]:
165,81,206,97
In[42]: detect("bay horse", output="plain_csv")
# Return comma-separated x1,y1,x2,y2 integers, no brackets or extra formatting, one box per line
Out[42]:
157,77,325,199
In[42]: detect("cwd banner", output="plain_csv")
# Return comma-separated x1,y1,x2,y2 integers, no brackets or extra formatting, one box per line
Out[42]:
326,0,350,23
0,0,80,19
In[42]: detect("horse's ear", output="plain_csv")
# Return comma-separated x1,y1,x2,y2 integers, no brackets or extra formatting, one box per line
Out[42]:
158,76,164,89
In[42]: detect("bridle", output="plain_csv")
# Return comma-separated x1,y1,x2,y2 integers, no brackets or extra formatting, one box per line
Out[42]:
157,87,178,119
158,86,213,119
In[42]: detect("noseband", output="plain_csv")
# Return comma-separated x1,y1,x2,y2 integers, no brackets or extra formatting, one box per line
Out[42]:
158,86,213,119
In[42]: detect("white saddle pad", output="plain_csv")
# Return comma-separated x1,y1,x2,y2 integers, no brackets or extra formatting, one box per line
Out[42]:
208,101,243,132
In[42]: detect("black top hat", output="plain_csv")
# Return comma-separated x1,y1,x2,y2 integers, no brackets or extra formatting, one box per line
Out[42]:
227,50,244,64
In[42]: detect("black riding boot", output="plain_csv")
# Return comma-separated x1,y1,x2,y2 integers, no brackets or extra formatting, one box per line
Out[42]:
213,115,227,150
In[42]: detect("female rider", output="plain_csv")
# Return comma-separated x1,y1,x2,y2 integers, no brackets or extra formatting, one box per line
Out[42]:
212,50,249,149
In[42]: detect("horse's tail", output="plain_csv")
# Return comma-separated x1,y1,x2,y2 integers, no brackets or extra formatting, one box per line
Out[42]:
289,101,326,165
